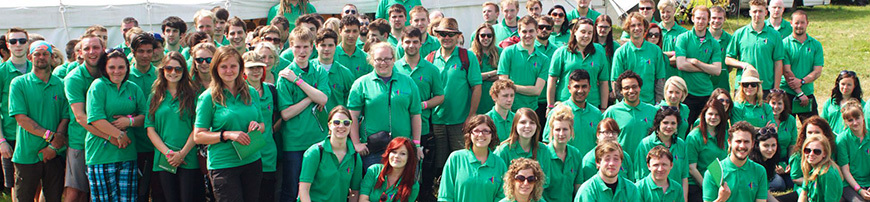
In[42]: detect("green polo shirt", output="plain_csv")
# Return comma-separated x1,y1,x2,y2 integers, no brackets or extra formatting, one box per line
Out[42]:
497,44,549,110
493,18,520,44
387,34,400,47
85,78,146,165
660,23,689,78
776,115,798,161
542,100,602,155
52,61,78,79
821,99,866,135
702,156,769,202
548,31,571,47
194,87,263,170
277,62,331,151
347,70,422,141
253,84,278,172
360,164,420,201
319,61,355,112
0,60,31,141
635,175,685,202
278,49,317,65
266,3,317,31
780,35,824,95
574,173,639,202
63,64,97,150
542,144,584,202
128,63,157,152
711,31,733,92
534,41,558,106
765,19,793,39
685,128,729,185
611,41,667,104
656,101,691,139
675,29,725,97
726,24,786,90
299,138,363,202
144,91,199,171
272,57,292,82
375,0,421,23
634,133,689,184
486,107,514,142
581,149,633,182
836,129,870,187
395,59,444,135
431,47,483,125
335,45,373,79
731,101,775,128
603,101,658,155
549,44,610,108
8,73,68,164
789,153,805,193
438,149,507,202
476,48,503,114
566,8,602,23
114,44,132,56
494,142,552,178
397,34,441,58
803,165,843,202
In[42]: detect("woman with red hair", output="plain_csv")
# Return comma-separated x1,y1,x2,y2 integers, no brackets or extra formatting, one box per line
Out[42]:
359,137,419,202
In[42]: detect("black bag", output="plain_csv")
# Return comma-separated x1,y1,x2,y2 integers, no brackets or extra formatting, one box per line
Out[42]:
364,78,395,154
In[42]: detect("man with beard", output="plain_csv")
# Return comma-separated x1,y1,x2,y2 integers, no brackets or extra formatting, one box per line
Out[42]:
676,5,724,126
386,4,407,47
226,17,248,54
611,12,666,104
0,28,32,194
765,0,792,39
574,141,639,201
709,6,733,92
63,34,105,202
567,0,602,22
8,41,69,202
161,16,187,56
482,2,500,25
534,16,558,58
542,69,602,155
725,0,785,97
398,6,440,58
357,15,371,50
497,16,548,112
702,121,769,202
603,71,657,158
781,10,823,121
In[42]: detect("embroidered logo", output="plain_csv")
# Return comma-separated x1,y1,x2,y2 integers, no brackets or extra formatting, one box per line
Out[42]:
347,167,352,173
749,182,755,189
355,66,360,71
128,96,134,101
589,122,594,127
764,39,768,44
53,95,57,100
489,177,496,183
590,61,594,67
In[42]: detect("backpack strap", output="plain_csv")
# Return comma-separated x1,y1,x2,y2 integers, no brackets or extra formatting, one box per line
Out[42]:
457,47,470,72
425,51,437,64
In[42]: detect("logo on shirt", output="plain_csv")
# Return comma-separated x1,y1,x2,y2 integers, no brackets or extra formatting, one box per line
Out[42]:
704,49,709,54
128,96,134,101
589,122,595,127
644,118,649,123
394,89,411,96
590,61,594,67
646,59,652,65
53,95,57,101
347,167,352,173
452,64,459,70
418,76,431,82
748,182,756,189
864,149,869,155
355,66,361,71
763,39,768,44
489,176,496,183
760,115,765,119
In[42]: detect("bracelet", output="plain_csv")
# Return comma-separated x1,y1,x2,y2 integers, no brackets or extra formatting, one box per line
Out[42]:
43,130,52,143
127,115,134,127
413,139,421,144
295,78,304,86
0,138,6,144
166,150,174,159
547,104,556,109
855,185,862,192
48,145,59,152
220,131,227,142
423,101,428,109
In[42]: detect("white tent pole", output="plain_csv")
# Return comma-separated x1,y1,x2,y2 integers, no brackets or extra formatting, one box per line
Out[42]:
146,0,154,32
58,0,71,44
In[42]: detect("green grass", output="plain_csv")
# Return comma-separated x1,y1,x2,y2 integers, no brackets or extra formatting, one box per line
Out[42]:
616,5,870,107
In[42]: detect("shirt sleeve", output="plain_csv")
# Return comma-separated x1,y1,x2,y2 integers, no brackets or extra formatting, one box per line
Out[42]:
315,70,332,102
375,0,388,20
431,67,445,96
599,50,612,82
701,170,719,201
359,165,378,197
548,49,564,77
193,92,214,129
85,83,107,124
813,41,825,67
496,48,510,76
757,165,770,199
408,83,422,115
437,154,457,201
276,78,297,110
466,51,483,86
772,36,787,61
134,86,148,117
346,80,364,111
675,34,688,57
144,97,155,128
298,145,319,183
726,31,740,59
536,55,550,80
64,75,86,104
7,78,25,117
611,48,625,81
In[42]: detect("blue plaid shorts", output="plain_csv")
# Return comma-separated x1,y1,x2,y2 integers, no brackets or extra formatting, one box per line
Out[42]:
87,161,138,202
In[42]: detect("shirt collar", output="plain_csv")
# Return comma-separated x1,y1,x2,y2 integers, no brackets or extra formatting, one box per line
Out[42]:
4,59,31,73
462,149,499,167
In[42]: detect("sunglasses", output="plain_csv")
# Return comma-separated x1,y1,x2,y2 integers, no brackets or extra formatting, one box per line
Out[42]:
538,25,553,30
803,148,823,155
437,31,460,37
661,106,679,112
344,10,357,14
514,175,538,183
106,48,125,54
162,65,184,73
378,192,389,202
840,70,856,77
647,32,661,38
479,33,494,38
550,13,565,17
7,38,27,45
263,37,281,43
195,57,212,64
741,83,759,88
331,119,352,126
718,98,731,103
639,6,654,11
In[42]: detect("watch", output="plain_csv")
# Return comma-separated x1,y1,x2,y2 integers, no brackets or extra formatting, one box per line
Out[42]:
800,79,806,84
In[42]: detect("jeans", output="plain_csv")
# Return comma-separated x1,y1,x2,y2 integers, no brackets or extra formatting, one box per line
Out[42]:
279,151,305,202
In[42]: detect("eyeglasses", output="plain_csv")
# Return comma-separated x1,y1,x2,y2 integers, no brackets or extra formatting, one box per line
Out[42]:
718,98,731,103
513,175,538,183
195,57,212,64
639,6,654,11
7,38,27,45
472,129,492,135
478,33,494,38
741,83,759,88
661,106,679,112
803,148,823,155
550,13,565,17
373,57,394,63
344,10,357,14
597,25,612,29
647,32,661,38
263,37,281,43
106,48,125,54
758,127,776,136
538,25,553,30
437,31,460,37
840,70,856,77
598,131,618,136
331,119,352,126
162,65,183,73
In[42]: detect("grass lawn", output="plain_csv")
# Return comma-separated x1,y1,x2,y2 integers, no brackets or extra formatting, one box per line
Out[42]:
616,5,870,109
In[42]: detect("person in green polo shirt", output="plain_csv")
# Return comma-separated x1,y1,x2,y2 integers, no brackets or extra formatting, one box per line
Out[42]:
702,121,769,202
634,108,689,200
241,52,281,201
53,41,82,79
574,141,639,201
86,49,147,201
375,0,421,23
781,11,823,122
211,7,230,48
566,0,602,22
636,146,686,202
547,19,610,110
797,135,843,202
278,16,320,67
400,6,441,58
225,17,248,54
547,6,571,47
768,90,798,162
359,137,420,202
494,108,551,179
498,16,549,111
541,105,585,202
836,100,870,201
686,99,729,201
487,79,516,142
266,0,317,31
724,0,786,93
732,68,775,128
493,0,520,43
144,52,205,201
787,116,837,196
385,4,408,47
709,6,734,92
821,72,864,135
189,43,216,92
543,69,602,155
500,158,547,202
604,71,658,156
580,118,633,182
439,115,508,202
311,29,354,112
657,77,691,139
619,0,658,41
766,0,792,39
161,16,187,57
193,10,221,48
127,34,160,197
472,24,503,115
63,34,103,201
657,0,689,78
193,46,266,201
594,15,620,63
298,106,364,202
8,41,69,202
114,17,138,56
533,15,558,114
274,27,331,201
676,6,725,126
336,16,373,79
611,13,667,104
0,28,32,189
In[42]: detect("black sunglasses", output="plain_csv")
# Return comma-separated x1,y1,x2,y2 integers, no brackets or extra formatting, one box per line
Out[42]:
840,70,856,77
106,47,125,54
263,37,281,43
437,31,460,37
647,32,662,38
661,106,679,112
741,83,759,88
514,175,538,183
639,6,654,11
162,65,184,73
344,10,357,14
550,13,565,17
803,148,823,155
538,25,553,30
7,38,26,45
195,57,212,64
478,33,494,38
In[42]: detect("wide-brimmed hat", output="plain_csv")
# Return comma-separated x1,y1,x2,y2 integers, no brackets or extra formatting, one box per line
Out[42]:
739,67,762,83
434,18,462,33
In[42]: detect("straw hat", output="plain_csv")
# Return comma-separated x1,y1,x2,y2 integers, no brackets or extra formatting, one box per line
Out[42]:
739,67,762,83
244,61,267,68
434,18,461,33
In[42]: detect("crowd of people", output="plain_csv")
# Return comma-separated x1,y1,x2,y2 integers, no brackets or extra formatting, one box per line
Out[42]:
0,0,860,201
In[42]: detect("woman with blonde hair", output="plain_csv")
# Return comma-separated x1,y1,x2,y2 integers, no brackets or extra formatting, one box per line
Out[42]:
731,68,774,127
252,42,281,84
542,105,584,202
798,135,842,202
266,0,317,31
836,99,870,201
500,158,546,202
189,43,217,92
657,76,690,138
471,23,502,114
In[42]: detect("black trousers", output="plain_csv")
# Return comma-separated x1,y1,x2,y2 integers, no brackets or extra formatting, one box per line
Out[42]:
209,160,263,202
158,168,205,202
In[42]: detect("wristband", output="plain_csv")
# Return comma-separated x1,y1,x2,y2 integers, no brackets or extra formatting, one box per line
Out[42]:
128,115,134,127
413,139,421,144
48,145,59,152
44,130,52,142
423,101,428,109
166,150,174,159
855,185,861,192
547,104,556,109
295,78,304,86
220,131,227,142
0,138,6,144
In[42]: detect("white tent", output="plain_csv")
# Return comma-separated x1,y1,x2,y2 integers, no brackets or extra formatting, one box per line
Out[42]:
0,0,627,55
